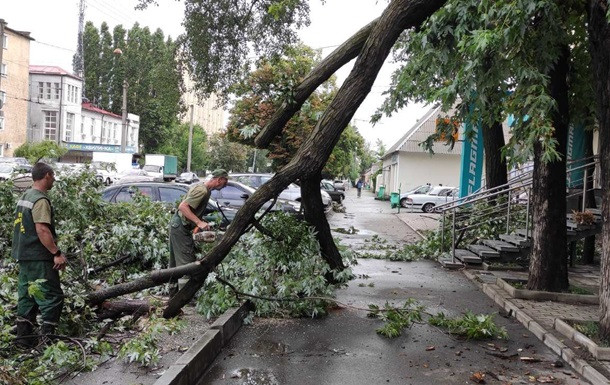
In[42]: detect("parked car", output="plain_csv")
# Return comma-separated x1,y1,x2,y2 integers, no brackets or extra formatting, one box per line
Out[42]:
321,180,345,203
175,172,200,184
399,184,437,208
101,182,236,229
0,157,30,166
333,179,350,191
402,186,458,213
0,162,31,180
230,173,333,212
0,163,33,190
211,180,301,215
114,169,159,184
90,161,117,185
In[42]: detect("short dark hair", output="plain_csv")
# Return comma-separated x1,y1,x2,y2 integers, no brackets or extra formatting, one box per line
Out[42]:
32,162,54,181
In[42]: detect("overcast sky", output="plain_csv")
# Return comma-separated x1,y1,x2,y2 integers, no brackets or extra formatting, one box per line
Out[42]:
2,0,428,148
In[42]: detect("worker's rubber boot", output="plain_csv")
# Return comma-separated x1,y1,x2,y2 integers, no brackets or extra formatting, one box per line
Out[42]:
15,320,37,348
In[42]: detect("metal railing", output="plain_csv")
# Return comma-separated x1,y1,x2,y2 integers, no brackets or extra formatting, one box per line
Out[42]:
436,156,600,263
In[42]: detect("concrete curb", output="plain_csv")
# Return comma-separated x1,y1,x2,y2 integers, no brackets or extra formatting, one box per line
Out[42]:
465,272,610,385
153,300,255,385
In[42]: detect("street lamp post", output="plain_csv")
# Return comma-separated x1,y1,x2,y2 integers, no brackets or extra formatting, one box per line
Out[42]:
113,48,128,153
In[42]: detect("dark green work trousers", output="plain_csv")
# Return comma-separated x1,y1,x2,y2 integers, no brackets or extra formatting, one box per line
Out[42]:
17,260,64,325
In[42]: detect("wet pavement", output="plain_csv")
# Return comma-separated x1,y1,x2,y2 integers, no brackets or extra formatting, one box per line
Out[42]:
199,189,589,385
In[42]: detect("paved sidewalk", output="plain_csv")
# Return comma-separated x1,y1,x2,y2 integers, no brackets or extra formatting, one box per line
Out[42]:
398,213,610,384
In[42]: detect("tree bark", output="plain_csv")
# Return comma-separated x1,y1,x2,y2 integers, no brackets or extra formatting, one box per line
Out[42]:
163,0,447,318
87,0,447,318
300,175,345,271
582,128,597,264
527,45,570,292
97,299,153,319
483,119,507,190
587,0,610,340
254,19,378,148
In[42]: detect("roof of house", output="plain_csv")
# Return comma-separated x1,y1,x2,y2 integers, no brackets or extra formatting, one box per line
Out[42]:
82,102,122,119
5,26,35,41
29,65,81,80
383,104,463,158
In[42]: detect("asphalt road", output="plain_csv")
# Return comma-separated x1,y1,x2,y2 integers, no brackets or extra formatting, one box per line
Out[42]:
199,189,588,385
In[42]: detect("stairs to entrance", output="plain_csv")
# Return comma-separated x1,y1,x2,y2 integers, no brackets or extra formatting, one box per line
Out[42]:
446,214,602,268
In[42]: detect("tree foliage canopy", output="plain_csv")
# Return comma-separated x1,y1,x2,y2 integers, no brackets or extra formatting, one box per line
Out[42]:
376,0,594,164
80,21,185,153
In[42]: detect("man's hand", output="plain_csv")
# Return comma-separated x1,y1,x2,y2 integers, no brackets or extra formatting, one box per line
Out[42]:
53,254,67,270
197,221,210,231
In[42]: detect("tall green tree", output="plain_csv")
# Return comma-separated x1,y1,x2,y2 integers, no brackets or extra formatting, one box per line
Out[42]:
81,22,100,102
81,21,184,153
157,123,208,173
207,133,249,172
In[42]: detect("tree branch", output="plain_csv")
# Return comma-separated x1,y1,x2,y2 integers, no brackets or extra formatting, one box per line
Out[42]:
253,18,379,148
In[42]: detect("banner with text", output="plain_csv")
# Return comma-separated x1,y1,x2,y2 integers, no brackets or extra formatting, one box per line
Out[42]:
458,121,484,198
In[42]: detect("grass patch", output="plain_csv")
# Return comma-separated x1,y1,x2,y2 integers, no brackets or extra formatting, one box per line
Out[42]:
567,320,610,347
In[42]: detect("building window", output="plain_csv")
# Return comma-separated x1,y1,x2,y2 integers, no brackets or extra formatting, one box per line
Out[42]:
43,111,58,140
2,33,7,49
38,82,44,99
65,113,74,142
90,118,95,138
0,90,5,107
0,112,4,131
54,83,60,100
80,115,85,138
46,82,52,99
1,63,6,77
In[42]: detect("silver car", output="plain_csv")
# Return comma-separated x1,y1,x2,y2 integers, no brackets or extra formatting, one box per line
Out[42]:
402,186,458,213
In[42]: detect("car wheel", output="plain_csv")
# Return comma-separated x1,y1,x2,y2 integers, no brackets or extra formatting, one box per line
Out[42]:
400,198,409,208
422,203,435,213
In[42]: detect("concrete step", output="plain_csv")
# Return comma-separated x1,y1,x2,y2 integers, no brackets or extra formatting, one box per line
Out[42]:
453,249,483,264
466,244,500,259
482,239,520,253
566,220,597,231
499,234,531,248
514,229,532,239
438,254,464,269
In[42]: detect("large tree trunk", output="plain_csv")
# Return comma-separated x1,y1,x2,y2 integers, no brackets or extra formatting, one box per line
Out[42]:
163,0,446,318
300,175,345,271
527,45,570,292
587,0,610,340
582,128,597,264
87,0,447,318
483,119,507,190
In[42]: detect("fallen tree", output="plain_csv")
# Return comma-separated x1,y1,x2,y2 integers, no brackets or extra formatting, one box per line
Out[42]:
86,0,447,318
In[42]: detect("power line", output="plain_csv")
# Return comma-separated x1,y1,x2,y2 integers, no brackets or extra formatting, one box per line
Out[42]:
33,40,75,53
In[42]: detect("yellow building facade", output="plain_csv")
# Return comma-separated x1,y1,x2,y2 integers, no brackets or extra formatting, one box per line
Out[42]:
0,23,33,157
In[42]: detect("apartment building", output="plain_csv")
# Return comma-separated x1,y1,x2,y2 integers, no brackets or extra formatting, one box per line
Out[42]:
0,22,33,157
28,66,139,163
181,73,225,135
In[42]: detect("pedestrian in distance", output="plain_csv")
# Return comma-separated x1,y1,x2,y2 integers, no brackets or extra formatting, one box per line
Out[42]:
356,177,364,198
168,169,229,297
12,162,67,348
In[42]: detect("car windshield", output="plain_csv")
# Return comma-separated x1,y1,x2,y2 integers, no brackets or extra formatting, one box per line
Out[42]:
179,172,192,178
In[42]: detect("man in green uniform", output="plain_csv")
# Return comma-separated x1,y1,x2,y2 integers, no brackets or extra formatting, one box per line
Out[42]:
168,169,229,296
12,162,67,347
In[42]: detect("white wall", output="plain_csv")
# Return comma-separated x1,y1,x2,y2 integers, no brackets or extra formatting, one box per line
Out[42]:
399,152,461,191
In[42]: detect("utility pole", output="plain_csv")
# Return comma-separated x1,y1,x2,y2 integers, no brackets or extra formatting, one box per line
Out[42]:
0,19,6,110
121,78,128,152
187,104,194,172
